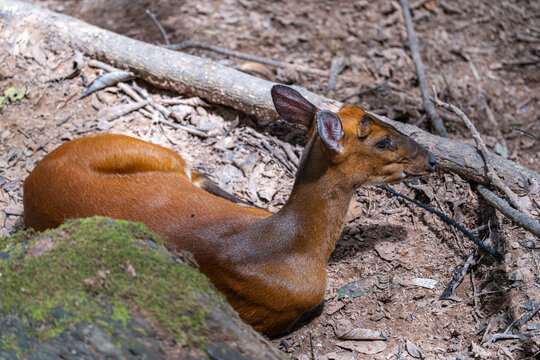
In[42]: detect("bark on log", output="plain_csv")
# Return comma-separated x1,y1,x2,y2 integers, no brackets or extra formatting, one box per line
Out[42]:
1,0,538,193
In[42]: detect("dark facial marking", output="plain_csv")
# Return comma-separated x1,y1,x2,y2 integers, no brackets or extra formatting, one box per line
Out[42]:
360,114,373,137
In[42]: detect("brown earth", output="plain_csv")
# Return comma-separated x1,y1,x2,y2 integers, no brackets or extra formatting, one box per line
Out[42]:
1,0,539,359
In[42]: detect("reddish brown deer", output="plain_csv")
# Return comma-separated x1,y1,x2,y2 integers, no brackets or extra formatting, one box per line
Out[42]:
23,85,435,337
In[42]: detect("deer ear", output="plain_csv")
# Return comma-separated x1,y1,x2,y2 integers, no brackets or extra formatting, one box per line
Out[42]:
317,110,344,153
271,85,317,130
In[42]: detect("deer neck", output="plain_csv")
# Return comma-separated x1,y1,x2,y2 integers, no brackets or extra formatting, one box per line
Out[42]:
268,135,355,263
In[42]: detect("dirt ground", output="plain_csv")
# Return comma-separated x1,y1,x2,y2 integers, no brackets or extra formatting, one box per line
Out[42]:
1,0,539,359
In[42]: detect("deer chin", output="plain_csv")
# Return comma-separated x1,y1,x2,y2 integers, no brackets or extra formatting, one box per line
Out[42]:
364,174,405,186
402,170,428,180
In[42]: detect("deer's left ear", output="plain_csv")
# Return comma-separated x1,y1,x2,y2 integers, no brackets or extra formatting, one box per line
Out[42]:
317,110,344,154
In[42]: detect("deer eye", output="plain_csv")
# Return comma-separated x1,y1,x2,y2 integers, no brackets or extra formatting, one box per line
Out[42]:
375,137,390,150
375,136,397,151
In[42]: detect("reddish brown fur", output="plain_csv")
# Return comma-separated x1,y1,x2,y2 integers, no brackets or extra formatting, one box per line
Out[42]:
23,87,434,337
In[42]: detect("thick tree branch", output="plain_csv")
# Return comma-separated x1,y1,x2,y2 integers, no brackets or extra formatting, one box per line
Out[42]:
477,185,540,238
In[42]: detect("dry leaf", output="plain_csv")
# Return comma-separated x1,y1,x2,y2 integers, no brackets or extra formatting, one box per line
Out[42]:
374,241,399,261
406,339,425,359
239,61,274,80
325,301,345,316
423,0,437,12
126,262,137,277
97,269,109,279
81,70,135,98
49,51,83,81
470,342,491,359
411,278,438,289
338,328,387,341
337,276,376,299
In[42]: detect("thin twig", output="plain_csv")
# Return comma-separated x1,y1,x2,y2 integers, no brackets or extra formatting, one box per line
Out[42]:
165,40,328,76
145,9,170,45
116,82,208,138
159,118,209,138
434,196,466,252
465,56,498,127
261,139,295,176
242,128,294,177
516,301,540,330
430,88,531,216
88,59,119,72
399,0,449,137
379,185,504,262
486,332,539,344
309,331,315,360
324,56,348,95
440,250,476,301
511,128,540,142
97,101,148,122
503,301,540,334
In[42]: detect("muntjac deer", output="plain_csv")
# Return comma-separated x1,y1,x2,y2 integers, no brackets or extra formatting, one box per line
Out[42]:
23,85,436,337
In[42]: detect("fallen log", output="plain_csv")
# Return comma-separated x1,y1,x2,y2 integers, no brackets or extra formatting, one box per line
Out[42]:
1,0,538,193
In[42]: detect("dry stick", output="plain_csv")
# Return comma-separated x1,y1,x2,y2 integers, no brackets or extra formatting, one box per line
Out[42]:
242,128,295,177
434,196,466,252
504,301,540,333
440,250,476,301
379,185,503,261
309,331,315,360
516,302,540,330
165,40,328,77
159,118,208,138
399,0,449,138
261,139,294,176
130,82,172,119
430,90,532,217
145,9,170,46
470,269,482,318
117,82,208,138
486,332,539,344
324,56,348,95
88,59,118,72
97,101,148,122
511,128,540,142
466,56,498,127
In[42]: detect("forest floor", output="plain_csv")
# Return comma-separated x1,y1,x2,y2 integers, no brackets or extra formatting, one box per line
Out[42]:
1,0,539,359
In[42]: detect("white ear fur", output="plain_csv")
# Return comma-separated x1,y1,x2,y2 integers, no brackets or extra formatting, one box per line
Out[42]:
316,110,344,153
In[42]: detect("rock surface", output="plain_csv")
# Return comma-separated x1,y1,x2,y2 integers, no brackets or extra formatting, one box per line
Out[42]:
0,217,286,359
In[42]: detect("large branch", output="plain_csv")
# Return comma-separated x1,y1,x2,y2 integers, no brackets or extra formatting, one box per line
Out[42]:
1,0,538,193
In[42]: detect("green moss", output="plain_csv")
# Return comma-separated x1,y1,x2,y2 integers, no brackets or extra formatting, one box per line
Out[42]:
0,217,218,350
0,333,20,355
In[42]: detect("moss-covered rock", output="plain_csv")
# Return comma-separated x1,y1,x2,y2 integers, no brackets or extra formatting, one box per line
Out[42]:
0,217,286,359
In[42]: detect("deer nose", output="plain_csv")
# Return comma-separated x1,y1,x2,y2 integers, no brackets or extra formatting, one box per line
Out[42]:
428,152,436,172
